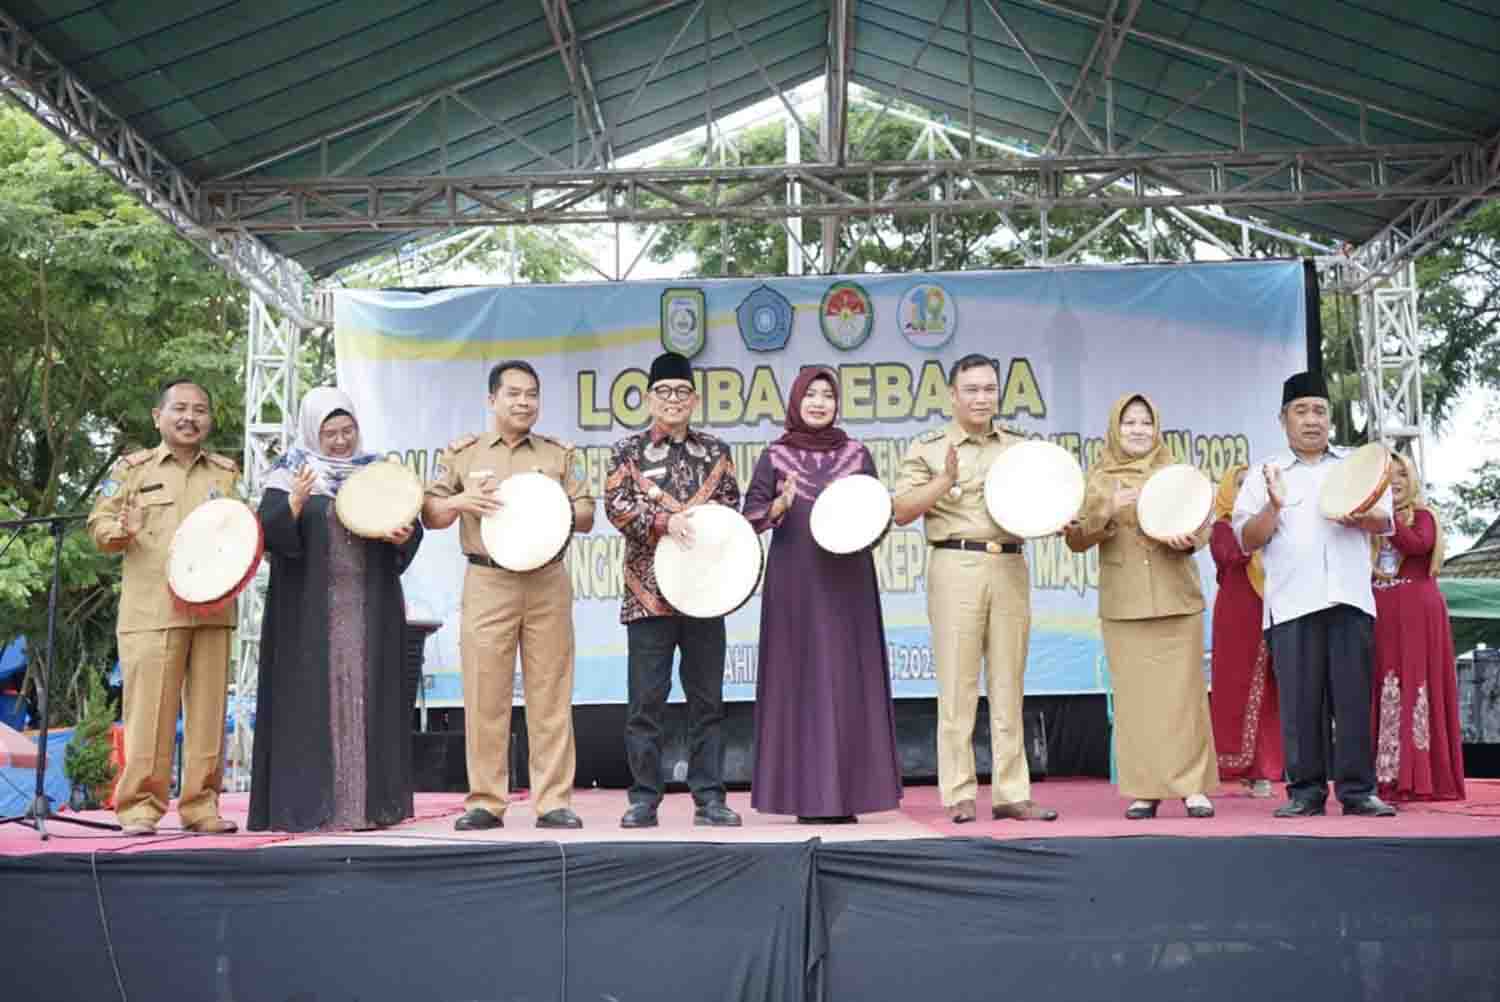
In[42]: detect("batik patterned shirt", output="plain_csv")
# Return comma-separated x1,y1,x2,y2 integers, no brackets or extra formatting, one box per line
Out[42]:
605,425,741,623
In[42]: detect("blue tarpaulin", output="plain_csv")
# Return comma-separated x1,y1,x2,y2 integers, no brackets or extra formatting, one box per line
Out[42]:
0,729,71,817
0,637,25,684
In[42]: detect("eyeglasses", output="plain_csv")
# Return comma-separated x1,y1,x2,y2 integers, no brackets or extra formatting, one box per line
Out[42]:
651,385,695,402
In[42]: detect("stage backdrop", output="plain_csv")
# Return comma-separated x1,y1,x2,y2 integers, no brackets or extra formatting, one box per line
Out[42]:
334,261,1308,704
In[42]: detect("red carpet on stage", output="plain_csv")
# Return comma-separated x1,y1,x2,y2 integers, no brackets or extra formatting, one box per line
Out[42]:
5,777,1496,855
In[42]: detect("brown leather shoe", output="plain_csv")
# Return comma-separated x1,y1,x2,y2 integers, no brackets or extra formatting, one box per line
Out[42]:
120,821,158,837
948,799,977,823
184,817,239,834
992,800,1059,822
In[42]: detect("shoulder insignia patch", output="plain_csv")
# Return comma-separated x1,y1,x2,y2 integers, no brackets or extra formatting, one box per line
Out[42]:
121,448,154,468
917,429,946,444
447,434,479,454
206,452,239,472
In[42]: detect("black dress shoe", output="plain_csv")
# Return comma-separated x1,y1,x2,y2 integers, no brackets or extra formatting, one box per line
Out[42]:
454,808,503,831
536,808,584,830
620,804,659,829
1124,800,1159,820
694,802,743,827
1342,796,1397,817
1273,799,1326,818
797,815,858,825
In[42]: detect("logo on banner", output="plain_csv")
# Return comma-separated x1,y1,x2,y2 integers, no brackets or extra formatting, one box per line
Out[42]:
660,288,706,358
820,281,874,351
736,285,794,352
898,283,956,350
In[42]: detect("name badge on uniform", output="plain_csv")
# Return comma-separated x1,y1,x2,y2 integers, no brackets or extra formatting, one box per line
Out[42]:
139,483,164,495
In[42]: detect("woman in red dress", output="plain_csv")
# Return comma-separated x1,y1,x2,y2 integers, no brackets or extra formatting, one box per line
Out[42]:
1371,454,1465,802
1208,465,1283,797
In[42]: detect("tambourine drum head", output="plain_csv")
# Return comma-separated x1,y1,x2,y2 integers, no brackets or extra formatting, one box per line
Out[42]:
810,474,893,554
481,472,574,572
983,440,1085,538
335,461,424,539
1318,442,1390,519
1137,464,1214,541
653,503,763,618
167,498,264,607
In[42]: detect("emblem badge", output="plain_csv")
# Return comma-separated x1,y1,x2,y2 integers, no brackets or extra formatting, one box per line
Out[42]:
820,281,874,351
735,285,794,352
660,288,707,358
898,282,957,350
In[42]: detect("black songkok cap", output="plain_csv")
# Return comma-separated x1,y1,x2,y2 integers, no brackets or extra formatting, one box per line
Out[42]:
1281,370,1329,406
649,351,695,387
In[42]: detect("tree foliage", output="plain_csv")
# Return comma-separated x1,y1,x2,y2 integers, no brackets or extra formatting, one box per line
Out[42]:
647,105,1291,277
0,106,245,723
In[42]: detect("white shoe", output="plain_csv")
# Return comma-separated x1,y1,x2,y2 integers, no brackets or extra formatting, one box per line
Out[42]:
1184,794,1215,818
1250,780,1274,799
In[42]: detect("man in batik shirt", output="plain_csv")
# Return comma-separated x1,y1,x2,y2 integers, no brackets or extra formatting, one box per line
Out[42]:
605,352,742,829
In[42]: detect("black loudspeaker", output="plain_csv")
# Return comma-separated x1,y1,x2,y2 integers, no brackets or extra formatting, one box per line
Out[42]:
414,695,1112,793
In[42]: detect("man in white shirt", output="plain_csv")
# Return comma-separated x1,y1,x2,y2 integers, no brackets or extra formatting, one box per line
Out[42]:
1233,371,1397,818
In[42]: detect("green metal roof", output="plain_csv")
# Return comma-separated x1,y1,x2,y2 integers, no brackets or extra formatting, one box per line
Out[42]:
6,0,1498,277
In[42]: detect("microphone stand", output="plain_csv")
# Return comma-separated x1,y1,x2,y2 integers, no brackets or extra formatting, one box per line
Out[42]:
0,513,121,838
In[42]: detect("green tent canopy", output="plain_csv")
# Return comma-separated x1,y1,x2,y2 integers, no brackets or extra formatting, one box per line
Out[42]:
1438,578,1500,654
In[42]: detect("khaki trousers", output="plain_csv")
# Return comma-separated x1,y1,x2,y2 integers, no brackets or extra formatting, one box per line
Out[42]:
927,548,1032,807
115,626,230,827
460,560,576,816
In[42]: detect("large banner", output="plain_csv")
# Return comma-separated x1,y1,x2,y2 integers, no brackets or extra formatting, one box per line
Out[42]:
335,261,1307,704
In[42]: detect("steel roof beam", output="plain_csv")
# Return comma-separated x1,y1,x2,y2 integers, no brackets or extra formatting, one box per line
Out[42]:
199,140,1493,233
542,0,613,167
1346,129,1500,292
1055,0,1142,156
0,9,315,327
1021,0,1480,140
213,0,697,182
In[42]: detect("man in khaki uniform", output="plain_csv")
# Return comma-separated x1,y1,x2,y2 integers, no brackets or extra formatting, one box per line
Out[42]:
423,360,594,831
87,380,241,836
894,354,1058,825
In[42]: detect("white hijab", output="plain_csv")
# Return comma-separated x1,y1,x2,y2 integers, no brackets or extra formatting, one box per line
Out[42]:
264,387,379,497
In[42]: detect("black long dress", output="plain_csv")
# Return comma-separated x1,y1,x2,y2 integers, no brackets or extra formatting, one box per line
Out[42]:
249,489,421,832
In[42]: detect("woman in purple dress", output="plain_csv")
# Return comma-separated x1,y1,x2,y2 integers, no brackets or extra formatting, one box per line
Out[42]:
743,368,902,823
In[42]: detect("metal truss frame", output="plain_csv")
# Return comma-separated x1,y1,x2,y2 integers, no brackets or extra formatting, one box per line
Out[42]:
3,0,1492,782
199,141,1496,232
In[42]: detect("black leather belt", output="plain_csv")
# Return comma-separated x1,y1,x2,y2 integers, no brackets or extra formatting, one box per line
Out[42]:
933,539,1022,554
466,551,566,570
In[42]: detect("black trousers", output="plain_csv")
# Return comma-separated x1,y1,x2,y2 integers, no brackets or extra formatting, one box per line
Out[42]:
1266,604,1376,806
624,615,727,807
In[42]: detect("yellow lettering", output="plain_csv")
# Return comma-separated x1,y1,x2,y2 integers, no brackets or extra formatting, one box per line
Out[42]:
841,365,874,421
873,364,913,422
704,368,745,426
999,358,1045,418
611,369,650,429
743,367,785,426
912,360,951,421
577,371,611,430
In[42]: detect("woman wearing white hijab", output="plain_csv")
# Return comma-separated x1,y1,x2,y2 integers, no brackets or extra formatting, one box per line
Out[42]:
249,387,422,832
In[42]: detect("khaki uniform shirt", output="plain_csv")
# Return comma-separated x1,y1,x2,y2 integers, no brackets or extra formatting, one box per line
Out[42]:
1067,475,1208,621
425,430,593,558
895,420,1025,545
87,444,241,634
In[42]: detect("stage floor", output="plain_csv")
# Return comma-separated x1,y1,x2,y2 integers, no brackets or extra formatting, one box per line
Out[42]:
4,777,1497,855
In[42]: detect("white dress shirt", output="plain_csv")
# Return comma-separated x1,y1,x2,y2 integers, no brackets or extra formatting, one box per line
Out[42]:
1232,446,1393,628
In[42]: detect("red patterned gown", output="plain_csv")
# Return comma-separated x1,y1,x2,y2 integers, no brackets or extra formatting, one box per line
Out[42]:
1371,510,1466,802
1208,520,1284,782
